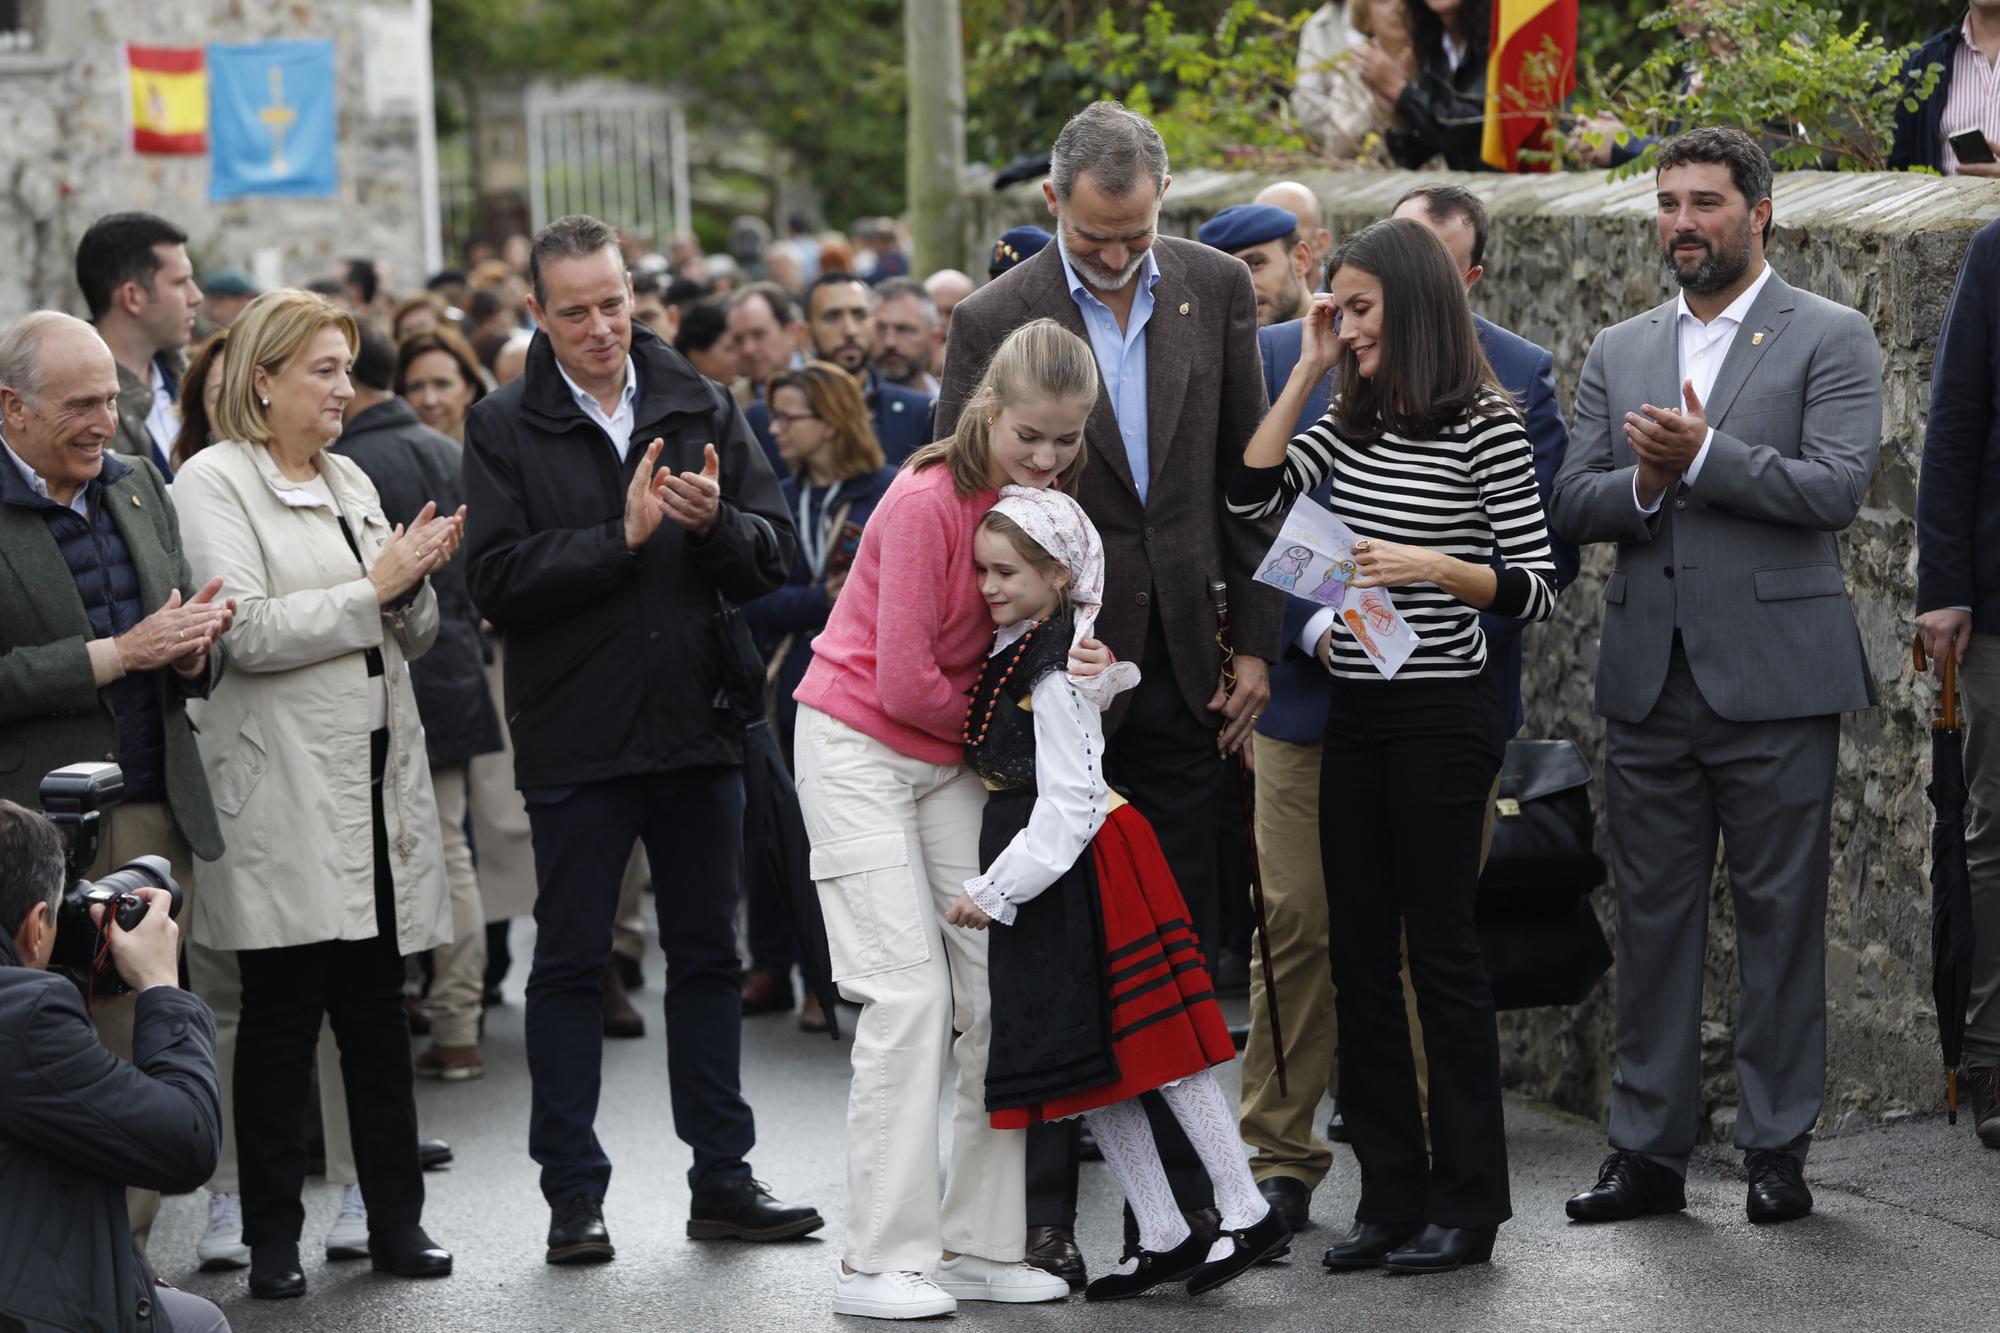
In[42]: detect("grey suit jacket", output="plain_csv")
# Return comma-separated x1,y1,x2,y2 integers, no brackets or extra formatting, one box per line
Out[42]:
1549,269,1880,725
937,236,1281,728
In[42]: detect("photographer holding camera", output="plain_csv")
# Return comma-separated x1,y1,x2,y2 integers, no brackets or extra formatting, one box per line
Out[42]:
0,800,230,1333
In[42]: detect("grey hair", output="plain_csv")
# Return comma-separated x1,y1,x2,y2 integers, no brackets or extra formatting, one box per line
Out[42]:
529,214,624,306
0,800,66,940
0,311,95,405
871,276,936,327
1049,101,1168,203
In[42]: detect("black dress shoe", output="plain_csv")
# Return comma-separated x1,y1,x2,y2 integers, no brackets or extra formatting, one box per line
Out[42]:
419,1138,453,1171
1084,1229,1208,1301
1322,1219,1419,1271
368,1224,453,1278
1257,1176,1312,1231
1025,1224,1088,1291
1382,1223,1496,1275
1744,1149,1813,1223
547,1195,615,1265
616,952,645,992
1565,1150,1687,1222
1186,1205,1293,1294
1326,1101,1351,1143
248,1242,306,1300
687,1177,824,1241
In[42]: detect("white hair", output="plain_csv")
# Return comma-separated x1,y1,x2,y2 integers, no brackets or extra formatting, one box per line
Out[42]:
0,311,99,404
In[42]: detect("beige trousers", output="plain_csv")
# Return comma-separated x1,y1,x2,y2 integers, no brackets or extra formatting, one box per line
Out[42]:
467,635,540,924
426,763,487,1046
793,705,1025,1274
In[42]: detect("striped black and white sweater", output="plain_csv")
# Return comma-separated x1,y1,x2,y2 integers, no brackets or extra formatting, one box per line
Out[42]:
1227,394,1558,681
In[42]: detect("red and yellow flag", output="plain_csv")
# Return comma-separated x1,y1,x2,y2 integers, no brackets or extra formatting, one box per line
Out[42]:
125,44,207,154
1481,0,1577,172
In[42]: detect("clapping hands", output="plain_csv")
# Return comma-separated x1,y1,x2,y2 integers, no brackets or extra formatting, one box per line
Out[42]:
370,501,466,605
626,439,723,550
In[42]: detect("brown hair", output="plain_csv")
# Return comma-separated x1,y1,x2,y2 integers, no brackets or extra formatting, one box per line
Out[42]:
765,361,884,481
212,290,359,448
171,329,227,471
909,318,1096,498
977,511,1072,597
395,327,488,407
390,290,448,342
1325,218,1509,442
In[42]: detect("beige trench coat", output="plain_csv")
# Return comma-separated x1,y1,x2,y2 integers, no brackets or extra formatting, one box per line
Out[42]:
172,439,452,956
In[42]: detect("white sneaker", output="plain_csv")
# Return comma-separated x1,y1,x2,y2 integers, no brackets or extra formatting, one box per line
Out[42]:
831,1266,958,1319
195,1191,249,1270
933,1253,1071,1303
325,1183,368,1259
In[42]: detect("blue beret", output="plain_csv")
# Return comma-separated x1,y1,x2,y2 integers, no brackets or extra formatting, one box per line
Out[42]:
201,268,259,297
1198,203,1298,255
989,226,1052,278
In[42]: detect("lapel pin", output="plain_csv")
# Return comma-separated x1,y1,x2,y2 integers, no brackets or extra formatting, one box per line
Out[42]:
891,401,904,412
1751,331,1765,346
1179,302,1190,316
131,495,141,508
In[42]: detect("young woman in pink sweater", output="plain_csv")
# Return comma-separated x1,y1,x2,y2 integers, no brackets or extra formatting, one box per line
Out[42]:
793,319,1109,1319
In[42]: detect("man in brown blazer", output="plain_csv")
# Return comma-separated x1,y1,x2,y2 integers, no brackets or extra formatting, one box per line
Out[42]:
937,100,1281,1285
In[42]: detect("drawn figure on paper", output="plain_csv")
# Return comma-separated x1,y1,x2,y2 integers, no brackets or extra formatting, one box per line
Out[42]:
1343,607,1385,660
1312,557,1357,606
1262,545,1312,591
1359,590,1396,636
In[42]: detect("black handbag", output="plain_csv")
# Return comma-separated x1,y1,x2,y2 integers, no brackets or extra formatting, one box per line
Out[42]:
1478,897,1614,1011
712,594,769,723
1478,738,1607,916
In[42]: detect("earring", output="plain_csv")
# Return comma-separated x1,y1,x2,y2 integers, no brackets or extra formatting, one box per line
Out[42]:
987,416,995,427
260,397,269,407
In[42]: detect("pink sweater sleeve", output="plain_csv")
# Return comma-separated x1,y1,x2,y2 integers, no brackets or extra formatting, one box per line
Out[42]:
871,487,969,741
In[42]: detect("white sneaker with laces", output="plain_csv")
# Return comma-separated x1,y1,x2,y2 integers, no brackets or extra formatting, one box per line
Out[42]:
324,1183,368,1259
195,1191,249,1270
933,1253,1071,1303
831,1266,958,1320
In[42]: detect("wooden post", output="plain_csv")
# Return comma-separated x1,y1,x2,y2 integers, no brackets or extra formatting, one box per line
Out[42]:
904,0,966,277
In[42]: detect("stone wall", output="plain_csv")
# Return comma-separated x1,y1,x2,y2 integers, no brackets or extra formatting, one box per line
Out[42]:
969,166,2000,1134
0,1,427,322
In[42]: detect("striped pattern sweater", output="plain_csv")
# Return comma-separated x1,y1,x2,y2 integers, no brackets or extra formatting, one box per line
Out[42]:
1228,395,1557,680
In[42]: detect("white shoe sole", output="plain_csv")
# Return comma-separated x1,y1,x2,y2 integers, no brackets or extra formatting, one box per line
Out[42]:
934,1280,1070,1304
195,1243,249,1272
830,1293,958,1319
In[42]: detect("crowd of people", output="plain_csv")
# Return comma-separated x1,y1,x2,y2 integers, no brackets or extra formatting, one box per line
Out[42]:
0,70,1992,1333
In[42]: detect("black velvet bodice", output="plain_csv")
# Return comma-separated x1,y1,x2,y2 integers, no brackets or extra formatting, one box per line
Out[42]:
965,611,1074,791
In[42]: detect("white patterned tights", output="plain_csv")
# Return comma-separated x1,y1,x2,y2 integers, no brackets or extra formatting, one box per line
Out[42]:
1081,1070,1270,1261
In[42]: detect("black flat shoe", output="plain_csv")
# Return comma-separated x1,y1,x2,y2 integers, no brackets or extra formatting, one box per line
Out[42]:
419,1137,454,1171
1124,1204,1217,1262
1322,1219,1419,1271
1025,1224,1088,1291
1744,1149,1812,1223
1258,1176,1312,1232
686,1177,824,1241
1186,1206,1292,1295
1382,1223,1496,1275
1084,1229,1209,1301
1565,1150,1687,1222
368,1224,453,1278
1326,1101,1351,1143
547,1195,615,1265
248,1242,306,1300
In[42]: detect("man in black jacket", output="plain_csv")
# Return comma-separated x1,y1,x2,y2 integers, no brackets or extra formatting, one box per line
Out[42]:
462,214,817,1265
1892,8,2000,177
0,800,229,1333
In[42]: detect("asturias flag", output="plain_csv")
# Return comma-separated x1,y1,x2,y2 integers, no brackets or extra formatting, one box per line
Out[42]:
1481,0,1577,172
208,40,337,201
125,44,207,155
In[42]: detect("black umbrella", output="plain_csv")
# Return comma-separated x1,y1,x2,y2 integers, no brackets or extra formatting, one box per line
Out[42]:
1917,635,1974,1122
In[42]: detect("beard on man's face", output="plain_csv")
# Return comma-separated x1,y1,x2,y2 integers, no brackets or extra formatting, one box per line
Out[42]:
1661,217,1753,295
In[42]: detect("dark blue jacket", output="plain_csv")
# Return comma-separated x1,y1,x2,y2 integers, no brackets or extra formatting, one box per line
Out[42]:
1892,22,1963,173
1918,217,2000,631
1252,314,1578,745
745,368,933,475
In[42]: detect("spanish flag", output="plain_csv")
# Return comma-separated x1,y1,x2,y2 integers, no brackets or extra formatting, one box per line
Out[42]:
1481,0,1577,172
125,44,207,155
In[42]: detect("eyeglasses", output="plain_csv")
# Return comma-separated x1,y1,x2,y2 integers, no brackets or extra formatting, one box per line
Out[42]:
770,411,820,427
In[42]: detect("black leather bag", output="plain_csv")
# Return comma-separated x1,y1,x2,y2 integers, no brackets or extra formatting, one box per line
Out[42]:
1478,738,1607,916
1477,897,1614,1011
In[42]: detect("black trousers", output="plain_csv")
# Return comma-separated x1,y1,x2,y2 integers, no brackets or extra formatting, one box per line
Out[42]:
1028,618,1221,1226
235,729,423,1247
746,723,799,976
523,766,755,1203
1323,672,1512,1229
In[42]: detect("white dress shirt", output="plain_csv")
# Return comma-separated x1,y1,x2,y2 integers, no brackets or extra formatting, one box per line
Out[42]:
556,354,640,461
4,437,88,515
145,360,179,472
1634,261,1775,514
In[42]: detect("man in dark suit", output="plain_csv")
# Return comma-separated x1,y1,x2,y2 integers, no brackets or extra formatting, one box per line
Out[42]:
745,272,933,472
938,100,1281,1285
1917,215,2000,1147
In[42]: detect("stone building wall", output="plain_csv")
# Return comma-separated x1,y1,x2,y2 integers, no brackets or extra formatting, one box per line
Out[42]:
0,1,427,322
971,167,2000,1135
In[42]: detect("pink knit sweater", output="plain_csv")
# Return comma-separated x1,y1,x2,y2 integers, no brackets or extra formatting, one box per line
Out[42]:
794,462,996,766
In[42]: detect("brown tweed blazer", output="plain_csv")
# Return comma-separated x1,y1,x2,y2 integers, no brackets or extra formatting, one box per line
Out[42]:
937,235,1282,730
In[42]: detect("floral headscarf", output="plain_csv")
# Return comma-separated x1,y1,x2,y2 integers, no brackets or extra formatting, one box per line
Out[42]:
990,484,1142,708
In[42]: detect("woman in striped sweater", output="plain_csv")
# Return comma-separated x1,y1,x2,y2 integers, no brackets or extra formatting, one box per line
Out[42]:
1227,216,1558,1276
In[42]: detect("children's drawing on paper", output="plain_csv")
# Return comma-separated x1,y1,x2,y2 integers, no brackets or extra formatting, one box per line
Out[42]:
1311,557,1357,606
1261,545,1312,591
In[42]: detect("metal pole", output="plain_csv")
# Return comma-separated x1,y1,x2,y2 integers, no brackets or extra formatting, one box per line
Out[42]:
411,0,444,273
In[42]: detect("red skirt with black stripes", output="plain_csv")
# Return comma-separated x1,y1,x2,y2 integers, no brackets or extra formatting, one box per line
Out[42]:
991,801,1236,1128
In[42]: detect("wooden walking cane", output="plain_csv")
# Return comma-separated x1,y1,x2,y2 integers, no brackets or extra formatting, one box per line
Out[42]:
1210,579,1288,1097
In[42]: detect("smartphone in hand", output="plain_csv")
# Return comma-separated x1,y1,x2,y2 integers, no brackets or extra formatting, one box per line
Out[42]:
1950,128,1998,165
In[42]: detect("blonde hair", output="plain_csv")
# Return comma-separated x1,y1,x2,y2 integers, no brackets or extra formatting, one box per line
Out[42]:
766,360,885,481
212,290,358,448
911,318,1097,498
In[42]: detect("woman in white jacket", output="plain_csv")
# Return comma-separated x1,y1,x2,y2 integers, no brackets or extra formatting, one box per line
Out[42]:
173,290,463,1301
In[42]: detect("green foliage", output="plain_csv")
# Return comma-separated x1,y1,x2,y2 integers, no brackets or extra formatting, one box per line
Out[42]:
1571,0,1943,174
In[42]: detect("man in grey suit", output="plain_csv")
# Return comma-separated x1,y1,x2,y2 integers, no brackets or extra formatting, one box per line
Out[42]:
1549,127,1881,1226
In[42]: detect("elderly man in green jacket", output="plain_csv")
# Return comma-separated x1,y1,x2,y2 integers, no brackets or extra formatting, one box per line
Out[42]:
0,310,234,1253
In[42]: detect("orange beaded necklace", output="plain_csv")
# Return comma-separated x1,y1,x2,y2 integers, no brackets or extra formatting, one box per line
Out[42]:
961,618,1050,748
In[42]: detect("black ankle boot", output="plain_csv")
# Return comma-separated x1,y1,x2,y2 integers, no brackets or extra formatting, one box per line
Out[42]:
248,1241,305,1300
367,1223,453,1278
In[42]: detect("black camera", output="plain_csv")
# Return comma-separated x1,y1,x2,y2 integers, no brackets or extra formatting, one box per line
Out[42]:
38,763,182,999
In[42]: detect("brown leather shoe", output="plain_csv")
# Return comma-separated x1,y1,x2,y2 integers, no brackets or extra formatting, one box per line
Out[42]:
740,968,794,1016
798,991,828,1033
602,958,645,1039
1969,1064,2000,1148
414,1043,484,1081
1024,1224,1087,1291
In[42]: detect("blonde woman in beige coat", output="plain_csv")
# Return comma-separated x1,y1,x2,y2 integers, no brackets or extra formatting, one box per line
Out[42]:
173,290,461,1301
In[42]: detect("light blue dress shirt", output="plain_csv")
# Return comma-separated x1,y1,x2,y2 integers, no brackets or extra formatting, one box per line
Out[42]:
1057,243,1161,504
